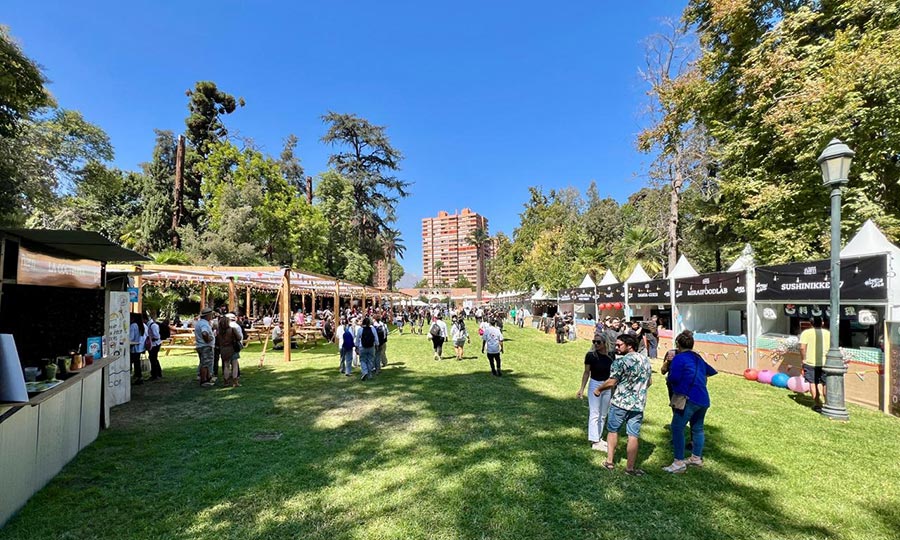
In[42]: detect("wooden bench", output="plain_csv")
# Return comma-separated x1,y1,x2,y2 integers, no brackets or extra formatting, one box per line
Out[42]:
160,345,197,356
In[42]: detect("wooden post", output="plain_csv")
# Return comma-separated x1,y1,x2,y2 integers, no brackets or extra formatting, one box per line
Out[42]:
312,290,317,313
228,277,236,314
362,287,367,309
245,286,251,317
282,269,291,362
133,265,143,314
171,134,185,248
334,280,340,315
200,282,207,310
301,291,306,313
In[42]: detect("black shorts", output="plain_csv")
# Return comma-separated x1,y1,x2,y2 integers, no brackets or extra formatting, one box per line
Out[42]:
802,364,826,385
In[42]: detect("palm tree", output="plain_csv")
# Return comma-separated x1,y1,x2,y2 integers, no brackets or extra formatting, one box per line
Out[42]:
613,225,664,278
380,228,406,290
433,260,443,287
466,227,490,303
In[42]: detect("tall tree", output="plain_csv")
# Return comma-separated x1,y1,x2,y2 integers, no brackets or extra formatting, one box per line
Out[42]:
321,112,410,262
637,19,709,275
0,26,50,138
466,226,490,302
379,228,406,291
181,81,244,230
279,134,305,194
130,129,176,253
681,0,900,262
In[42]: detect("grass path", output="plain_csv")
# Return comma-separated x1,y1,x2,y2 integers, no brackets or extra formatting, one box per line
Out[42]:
2,322,899,540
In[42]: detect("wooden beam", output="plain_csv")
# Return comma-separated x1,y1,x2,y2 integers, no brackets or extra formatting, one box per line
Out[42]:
133,264,144,314
200,282,207,310
312,290,317,313
282,269,291,362
245,286,251,317
334,280,340,315
228,277,236,313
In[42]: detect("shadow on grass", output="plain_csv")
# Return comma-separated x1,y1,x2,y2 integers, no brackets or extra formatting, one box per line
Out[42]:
2,343,835,540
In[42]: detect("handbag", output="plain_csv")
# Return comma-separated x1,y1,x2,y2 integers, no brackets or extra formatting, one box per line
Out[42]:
669,354,702,412
233,328,243,351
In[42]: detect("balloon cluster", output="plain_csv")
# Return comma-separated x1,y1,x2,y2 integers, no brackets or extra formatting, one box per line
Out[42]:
744,369,809,393
598,302,624,310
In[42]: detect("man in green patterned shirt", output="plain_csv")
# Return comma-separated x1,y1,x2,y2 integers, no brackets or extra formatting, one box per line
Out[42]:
593,333,653,475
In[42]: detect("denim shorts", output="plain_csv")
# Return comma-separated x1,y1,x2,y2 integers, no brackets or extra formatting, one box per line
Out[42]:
606,405,644,438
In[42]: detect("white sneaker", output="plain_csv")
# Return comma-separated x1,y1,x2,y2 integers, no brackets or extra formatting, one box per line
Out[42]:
591,441,608,452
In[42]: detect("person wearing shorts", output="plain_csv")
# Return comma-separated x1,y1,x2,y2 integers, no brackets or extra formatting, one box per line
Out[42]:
594,333,652,475
194,307,216,386
799,316,830,412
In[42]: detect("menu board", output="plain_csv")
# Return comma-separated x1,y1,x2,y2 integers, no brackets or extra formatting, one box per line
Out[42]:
889,322,900,418
105,291,131,407
17,246,102,289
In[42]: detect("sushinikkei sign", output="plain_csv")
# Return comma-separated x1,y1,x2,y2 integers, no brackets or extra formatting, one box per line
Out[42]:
755,255,887,302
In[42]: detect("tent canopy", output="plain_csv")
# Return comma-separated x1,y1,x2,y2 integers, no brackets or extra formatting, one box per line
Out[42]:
577,274,596,288
625,264,652,284
2,228,149,262
598,269,619,286
669,255,699,278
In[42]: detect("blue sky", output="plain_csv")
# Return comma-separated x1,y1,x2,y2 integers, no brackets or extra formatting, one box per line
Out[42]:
5,0,686,282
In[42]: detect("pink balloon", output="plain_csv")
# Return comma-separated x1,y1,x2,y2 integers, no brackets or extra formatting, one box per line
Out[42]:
757,370,774,384
787,376,810,393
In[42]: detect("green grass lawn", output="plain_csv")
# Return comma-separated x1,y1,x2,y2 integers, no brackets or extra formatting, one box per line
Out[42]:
3,321,900,540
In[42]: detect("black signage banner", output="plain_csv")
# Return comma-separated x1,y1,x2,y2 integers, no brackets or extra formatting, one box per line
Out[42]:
559,287,597,302
627,279,670,304
596,284,624,303
675,271,746,304
756,255,887,302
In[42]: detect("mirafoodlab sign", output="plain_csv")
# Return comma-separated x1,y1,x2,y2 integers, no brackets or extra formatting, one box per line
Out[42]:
675,271,745,304
755,255,887,302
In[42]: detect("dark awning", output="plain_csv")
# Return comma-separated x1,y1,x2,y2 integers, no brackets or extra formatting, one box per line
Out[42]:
1,228,150,262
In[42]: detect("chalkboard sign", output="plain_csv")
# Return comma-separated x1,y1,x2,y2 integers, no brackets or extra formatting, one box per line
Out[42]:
889,322,900,418
627,279,670,304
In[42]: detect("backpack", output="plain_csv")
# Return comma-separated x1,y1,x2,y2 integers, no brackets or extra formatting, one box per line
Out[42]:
144,322,156,350
341,327,354,350
429,323,442,338
158,322,170,340
376,323,387,343
361,326,376,348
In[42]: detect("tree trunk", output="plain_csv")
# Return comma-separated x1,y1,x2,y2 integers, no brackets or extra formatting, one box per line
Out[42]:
476,248,483,303
668,167,683,276
171,134,186,248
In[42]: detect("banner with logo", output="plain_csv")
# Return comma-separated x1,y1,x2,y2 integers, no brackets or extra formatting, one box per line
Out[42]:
755,255,887,302
597,284,624,303
17,246,102,289
105,291,131,408
675,271,746,304
627,279,670,304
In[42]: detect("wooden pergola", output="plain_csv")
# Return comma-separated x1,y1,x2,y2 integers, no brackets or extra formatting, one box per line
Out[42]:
108,264,410,363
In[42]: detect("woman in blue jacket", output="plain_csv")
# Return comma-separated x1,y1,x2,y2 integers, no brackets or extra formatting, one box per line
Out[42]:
663,330,717,473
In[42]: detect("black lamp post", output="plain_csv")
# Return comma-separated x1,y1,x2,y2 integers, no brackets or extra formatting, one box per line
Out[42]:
817,138,854,421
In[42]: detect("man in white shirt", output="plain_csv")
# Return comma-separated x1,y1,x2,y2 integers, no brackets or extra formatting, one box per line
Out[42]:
143,313,163,380
194,307,215,386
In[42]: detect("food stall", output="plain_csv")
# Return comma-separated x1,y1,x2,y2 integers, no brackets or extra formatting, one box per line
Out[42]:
674,269,751,375
0,229,147,525
752,220,898,410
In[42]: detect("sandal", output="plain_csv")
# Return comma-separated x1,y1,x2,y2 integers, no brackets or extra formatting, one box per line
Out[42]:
662,462,687,474
602,462,615,471
624,468,646,477
687,457,704,467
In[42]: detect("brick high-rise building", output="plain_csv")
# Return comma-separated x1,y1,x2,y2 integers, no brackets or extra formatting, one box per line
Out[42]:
422,208,491,288
373,259,389,290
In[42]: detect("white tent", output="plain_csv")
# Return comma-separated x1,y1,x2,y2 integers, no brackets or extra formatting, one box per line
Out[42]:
727,244,756,272
578,274,596,289
531,288,556,301
669,255,699,278
598,269,619,286
625,263,652,284
841,219,900,321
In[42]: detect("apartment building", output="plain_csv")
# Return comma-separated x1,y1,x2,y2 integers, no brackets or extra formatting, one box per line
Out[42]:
422,208,491,287
373,259,389,289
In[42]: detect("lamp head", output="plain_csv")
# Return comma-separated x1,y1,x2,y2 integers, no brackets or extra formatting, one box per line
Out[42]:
817,138,854,186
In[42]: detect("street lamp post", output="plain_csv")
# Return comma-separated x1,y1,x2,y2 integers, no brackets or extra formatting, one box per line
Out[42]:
817,138,854,421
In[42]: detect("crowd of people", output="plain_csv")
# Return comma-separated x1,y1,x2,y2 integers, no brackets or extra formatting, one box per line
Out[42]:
135,299,720,477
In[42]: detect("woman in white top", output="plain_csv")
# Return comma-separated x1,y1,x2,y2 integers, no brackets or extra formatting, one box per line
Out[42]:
450,316,469,361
